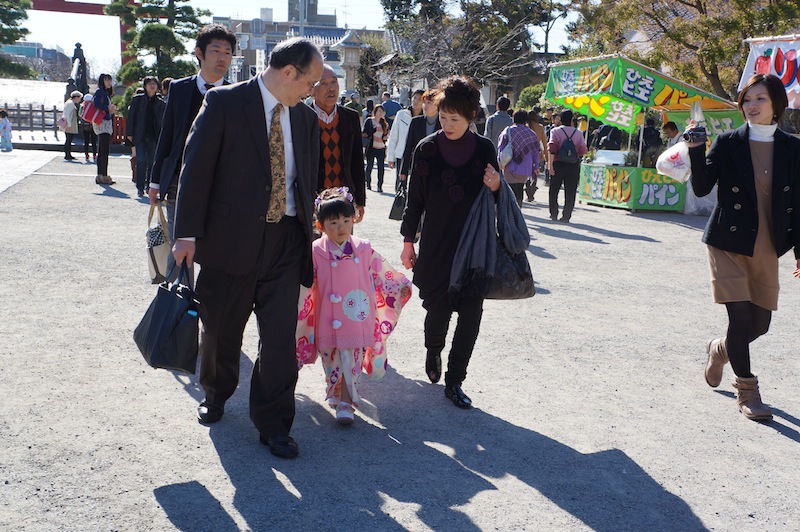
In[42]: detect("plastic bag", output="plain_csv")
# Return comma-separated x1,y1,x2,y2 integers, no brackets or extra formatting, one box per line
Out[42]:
656,141,691,183
499,127,514,167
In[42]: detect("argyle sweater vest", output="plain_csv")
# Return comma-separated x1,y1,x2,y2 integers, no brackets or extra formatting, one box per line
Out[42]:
319,113,344,190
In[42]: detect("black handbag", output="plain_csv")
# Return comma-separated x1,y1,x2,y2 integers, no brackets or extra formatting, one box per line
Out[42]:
133,262,199,374
389,185,406,220
484,242,535,300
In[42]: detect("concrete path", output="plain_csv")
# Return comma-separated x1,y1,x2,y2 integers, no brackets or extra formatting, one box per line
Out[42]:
0,150,60,193
2,149,799,531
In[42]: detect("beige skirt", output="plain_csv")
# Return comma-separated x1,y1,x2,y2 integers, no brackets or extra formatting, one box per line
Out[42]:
707,244,779,311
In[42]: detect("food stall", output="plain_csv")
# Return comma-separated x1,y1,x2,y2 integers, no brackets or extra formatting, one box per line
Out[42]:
544,54,743,212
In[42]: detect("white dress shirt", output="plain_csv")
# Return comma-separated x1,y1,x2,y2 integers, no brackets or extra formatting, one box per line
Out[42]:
258,75,297,217
312,102,337,125
196,73,223,95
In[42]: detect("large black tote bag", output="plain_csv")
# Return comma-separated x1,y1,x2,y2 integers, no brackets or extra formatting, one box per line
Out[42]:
484,242,535,300
133,262,199,374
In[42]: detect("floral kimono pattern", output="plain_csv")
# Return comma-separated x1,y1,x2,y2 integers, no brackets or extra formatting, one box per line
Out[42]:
296,236,412,407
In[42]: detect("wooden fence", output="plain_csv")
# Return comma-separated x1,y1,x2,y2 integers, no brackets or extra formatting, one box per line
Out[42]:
2,102,127,144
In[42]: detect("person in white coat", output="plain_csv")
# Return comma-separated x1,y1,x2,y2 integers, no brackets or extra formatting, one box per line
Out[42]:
61,90,83,161
387,89,423,191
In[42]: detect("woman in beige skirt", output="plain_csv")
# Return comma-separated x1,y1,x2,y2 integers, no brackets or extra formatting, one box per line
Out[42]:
688,74,800,421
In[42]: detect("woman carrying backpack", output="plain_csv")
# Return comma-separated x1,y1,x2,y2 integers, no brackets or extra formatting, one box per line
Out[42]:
547,109,588,223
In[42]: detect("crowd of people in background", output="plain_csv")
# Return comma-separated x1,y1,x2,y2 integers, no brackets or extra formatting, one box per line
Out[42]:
53,48,698,233
41,33,706,237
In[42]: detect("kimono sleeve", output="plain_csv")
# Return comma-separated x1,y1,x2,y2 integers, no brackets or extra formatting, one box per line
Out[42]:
362,250,413,379
295,279,318,369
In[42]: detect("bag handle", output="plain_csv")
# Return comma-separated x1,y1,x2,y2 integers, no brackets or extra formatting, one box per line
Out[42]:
148,202,171,247
163,259,194,292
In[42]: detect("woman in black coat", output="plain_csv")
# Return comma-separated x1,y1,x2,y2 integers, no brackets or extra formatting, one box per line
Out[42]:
688,73,800,421
400,76,501,409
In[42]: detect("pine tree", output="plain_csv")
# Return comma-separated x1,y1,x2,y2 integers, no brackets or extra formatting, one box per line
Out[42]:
0,0,36,79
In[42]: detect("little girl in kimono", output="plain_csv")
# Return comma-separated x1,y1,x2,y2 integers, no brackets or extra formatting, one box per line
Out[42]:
0,110,12,152
296,187,412,425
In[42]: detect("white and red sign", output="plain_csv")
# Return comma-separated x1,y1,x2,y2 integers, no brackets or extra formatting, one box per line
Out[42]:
740,37,800,108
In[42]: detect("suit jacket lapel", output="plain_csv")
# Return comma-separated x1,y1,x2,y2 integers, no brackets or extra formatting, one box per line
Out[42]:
243,78,272,179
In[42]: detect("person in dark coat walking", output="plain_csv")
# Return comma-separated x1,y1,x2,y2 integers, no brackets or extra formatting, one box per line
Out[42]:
149,23,235,280
400,76,501,410
172,37,323,459
688,73,800,422
127,76,166,196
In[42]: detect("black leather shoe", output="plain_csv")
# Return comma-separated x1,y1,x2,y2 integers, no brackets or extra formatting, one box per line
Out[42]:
197,401,224,424
259,434,299,459
445,384,473,409
425,352,442,384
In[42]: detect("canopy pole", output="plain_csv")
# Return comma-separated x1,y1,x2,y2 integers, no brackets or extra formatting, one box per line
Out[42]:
636,122,644,168
745,34,800,44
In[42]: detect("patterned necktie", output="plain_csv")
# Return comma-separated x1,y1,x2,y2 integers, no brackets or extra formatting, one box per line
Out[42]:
266,103,286,222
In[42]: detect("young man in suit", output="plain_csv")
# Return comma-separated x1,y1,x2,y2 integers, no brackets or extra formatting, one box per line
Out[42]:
149,23,235,278
309,64,366,222
126,76,166,196
172,38,324,459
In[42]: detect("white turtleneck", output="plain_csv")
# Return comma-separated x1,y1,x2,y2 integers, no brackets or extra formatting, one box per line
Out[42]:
748,122,777,142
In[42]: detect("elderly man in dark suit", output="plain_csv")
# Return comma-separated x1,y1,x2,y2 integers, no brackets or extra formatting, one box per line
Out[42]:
309,64,366,221
126,76,166,196
172,37,323,459
149,23,235,278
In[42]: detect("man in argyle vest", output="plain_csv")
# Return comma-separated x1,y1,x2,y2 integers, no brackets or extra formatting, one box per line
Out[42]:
309,64,366,223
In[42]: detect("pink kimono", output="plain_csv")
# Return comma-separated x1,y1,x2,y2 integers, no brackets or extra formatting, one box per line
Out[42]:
296,235,412,408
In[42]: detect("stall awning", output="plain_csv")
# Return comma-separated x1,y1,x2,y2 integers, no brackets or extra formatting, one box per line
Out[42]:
545,54,736,132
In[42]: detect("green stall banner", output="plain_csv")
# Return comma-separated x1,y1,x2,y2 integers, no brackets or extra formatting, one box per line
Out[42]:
579,163,686,212
664,109,745,143
545,56,736,133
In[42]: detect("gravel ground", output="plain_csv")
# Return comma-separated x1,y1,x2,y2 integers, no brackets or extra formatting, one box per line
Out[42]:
1,151,799,531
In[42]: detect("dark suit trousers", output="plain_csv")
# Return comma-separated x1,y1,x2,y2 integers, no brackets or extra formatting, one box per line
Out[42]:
195,216,306,438
135,137,157,193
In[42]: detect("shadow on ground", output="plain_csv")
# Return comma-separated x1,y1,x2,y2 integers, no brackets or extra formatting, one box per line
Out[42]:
714,390,800,443
155,366,705,530
633,211,708,232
